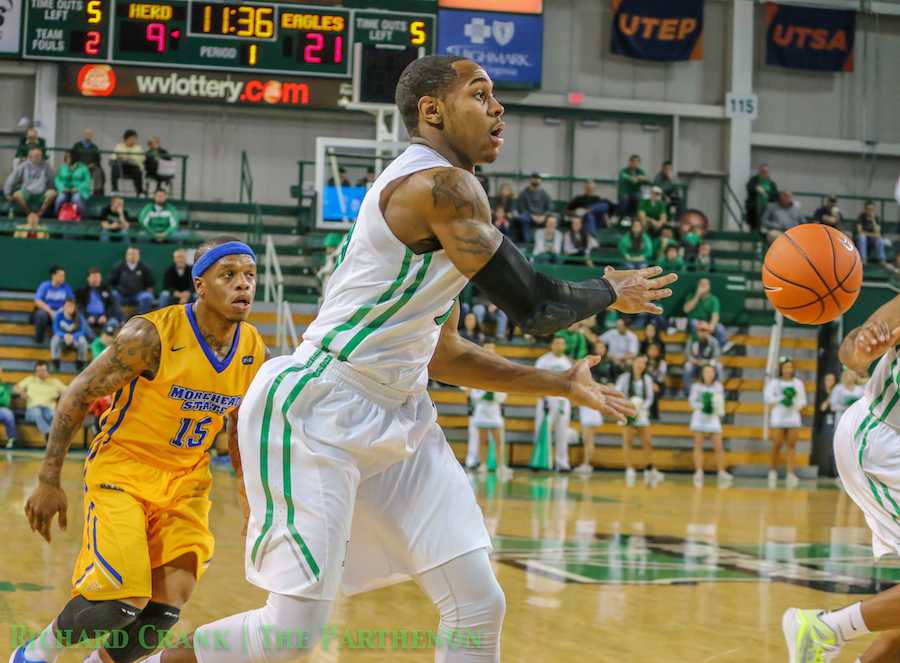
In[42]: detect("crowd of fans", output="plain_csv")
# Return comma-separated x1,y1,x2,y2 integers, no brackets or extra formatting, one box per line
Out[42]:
744,163,894,269
3,127,183,241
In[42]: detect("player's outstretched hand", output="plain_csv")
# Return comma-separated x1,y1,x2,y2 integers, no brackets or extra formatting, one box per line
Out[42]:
854,320,900,368
25,482,68,544
604,266,677,315
565,356,636,423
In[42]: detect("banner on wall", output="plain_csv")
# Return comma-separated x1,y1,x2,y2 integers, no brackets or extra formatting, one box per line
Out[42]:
0,0,22,54
610,0,704,62
59,64,345,109
764,2,855,72
438,0,542,13
437,9,543,88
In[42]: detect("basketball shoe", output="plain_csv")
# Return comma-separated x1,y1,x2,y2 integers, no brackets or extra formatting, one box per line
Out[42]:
782,608,842,662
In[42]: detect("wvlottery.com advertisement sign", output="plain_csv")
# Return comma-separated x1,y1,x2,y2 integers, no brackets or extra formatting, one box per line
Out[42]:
437,9,543,88
60,64,344,109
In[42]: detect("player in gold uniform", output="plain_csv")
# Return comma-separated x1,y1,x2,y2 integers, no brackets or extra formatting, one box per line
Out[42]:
11,238,265,663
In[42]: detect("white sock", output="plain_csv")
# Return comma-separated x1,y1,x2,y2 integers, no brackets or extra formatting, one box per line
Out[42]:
25,623,63,662
820,602,870,643
83,651,104,663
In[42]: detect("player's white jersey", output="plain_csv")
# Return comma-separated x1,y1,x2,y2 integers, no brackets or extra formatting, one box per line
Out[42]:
302,144,468,393
863,348,900,430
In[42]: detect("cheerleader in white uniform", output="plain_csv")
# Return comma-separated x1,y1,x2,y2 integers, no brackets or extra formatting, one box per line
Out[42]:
764,357,807,487
689,364,732,486
829,369,864,426
575,340,613,476
615,355,662,485
469,386,510,478
533,336,575,472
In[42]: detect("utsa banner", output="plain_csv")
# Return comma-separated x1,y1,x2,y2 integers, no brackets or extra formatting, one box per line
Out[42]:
765,3,855,72
610,0,703,62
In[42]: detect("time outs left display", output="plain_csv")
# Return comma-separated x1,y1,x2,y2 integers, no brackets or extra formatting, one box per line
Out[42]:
21,0,431,76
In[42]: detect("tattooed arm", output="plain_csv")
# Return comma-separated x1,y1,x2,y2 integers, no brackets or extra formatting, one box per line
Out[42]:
25,317,160,543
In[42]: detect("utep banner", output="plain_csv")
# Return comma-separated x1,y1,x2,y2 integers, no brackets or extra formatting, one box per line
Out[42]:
765,3,855,72
437,9,543,88
610,0,703,62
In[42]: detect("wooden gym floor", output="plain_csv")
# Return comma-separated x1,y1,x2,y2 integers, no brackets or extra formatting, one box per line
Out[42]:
0,452,893,662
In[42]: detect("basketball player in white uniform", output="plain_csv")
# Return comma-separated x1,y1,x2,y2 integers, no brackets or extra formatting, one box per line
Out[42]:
534,335,575,472
783,299,900,662
148,55,676,663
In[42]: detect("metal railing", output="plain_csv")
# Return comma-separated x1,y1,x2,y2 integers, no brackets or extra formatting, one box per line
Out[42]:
721,179,747,231
263,234,299,355
239,151,264,242
1,144,189,200
239,150,254,204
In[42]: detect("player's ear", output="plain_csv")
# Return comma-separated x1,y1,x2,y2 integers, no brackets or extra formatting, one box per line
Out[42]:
193,277,204,298
418,96,442,129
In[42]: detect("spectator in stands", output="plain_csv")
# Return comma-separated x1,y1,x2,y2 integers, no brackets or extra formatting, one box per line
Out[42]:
139,189,181,241
566,180,612,234
658,243,685,273
562,215,597,264
813,194,843,231
638,185,668,236
492,206,512,236
71,128,105,196
4,146,57,222
515,173,553,244
617,154,649,219
601,317,639,373
683,277,728,348
762,190,804,244
533,214,563,263
32,266,74,344
682,321,721,394
654,160,681,217
0,366,16,448
470,300,508,342
646,342,668,420
855,200,888,265
653,226,678,261
640,321,666,360
327,167,350,187
111,129,145,195
99,195,133,240
588,339,616,384
678,212,704,261
145,136,174,193
108,246,155,314
53,150,91,219
460,312,484,345
356,167,376,189
51,298,89,371
14,127,47,166
693,241,715,272
13,213,49,240
14,360,66,443
618,219,653,268
159,249,194,308
91,322,117,362
745,164,779,231
495,182,516,215
75,267,121,334
558,323,589,360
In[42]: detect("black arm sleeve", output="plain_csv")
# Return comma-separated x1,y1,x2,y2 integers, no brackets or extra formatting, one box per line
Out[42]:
471,236,617,336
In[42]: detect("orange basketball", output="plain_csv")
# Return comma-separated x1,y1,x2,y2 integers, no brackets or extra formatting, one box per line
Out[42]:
762,224,862,324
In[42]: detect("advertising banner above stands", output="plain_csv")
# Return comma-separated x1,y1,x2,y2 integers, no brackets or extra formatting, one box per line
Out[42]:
438,0,541,13
0,0,23,54
437,9,542,88
610,0,704,62
59,63,345,109
764,2,855,72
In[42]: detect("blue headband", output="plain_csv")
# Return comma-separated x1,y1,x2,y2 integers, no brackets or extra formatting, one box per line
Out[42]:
192,241,257,279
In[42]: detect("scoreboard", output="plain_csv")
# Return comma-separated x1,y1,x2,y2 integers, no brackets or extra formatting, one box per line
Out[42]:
21,0,435,77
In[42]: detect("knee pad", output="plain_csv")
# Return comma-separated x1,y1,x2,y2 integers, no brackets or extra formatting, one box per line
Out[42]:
55,596,141,646
105,601,180,663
